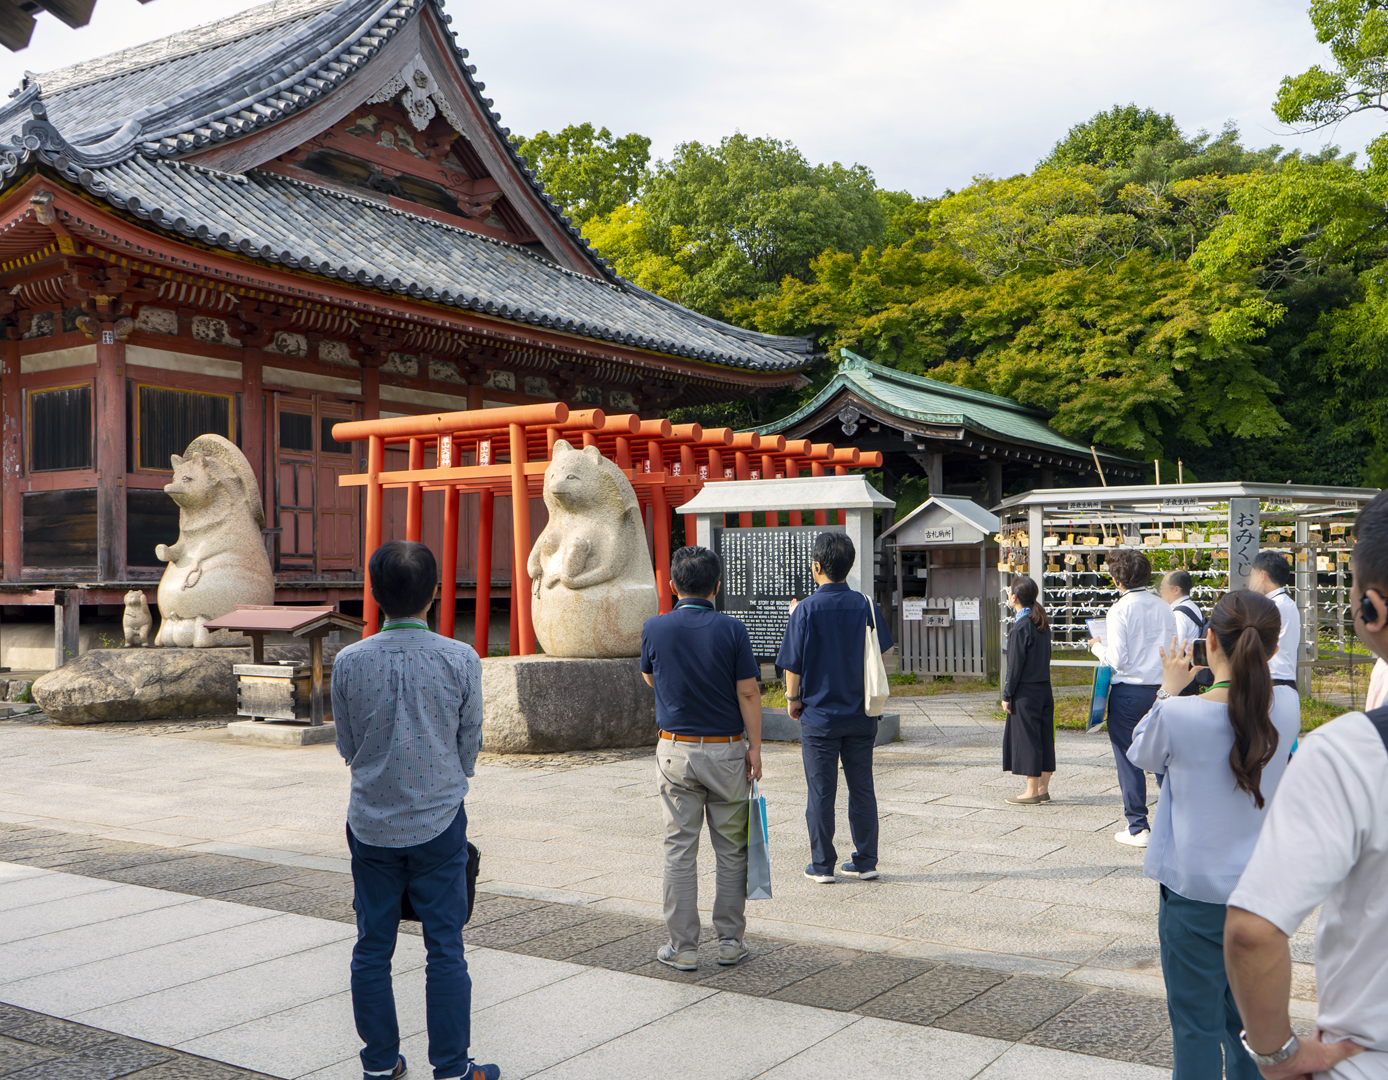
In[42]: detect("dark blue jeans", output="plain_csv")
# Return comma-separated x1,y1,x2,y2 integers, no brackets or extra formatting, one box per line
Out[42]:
801,718,878,874
347,804,471,1079
1106,683,1161,834
1159,886,1259,1080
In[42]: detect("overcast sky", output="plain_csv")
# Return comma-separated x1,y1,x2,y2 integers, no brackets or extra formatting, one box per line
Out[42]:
2,0,1377,197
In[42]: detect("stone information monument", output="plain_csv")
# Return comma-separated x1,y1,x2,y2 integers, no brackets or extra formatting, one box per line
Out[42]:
714,524,844,660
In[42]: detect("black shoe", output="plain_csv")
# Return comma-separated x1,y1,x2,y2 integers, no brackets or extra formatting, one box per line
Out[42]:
464,1064,501,1080
364,1055,406,1080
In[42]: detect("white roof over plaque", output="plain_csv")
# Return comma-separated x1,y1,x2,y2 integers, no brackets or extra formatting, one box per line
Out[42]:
675,475,894,514
880,496,999,546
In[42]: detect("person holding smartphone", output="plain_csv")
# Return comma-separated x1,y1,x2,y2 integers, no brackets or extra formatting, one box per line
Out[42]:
1127,590,1301,1080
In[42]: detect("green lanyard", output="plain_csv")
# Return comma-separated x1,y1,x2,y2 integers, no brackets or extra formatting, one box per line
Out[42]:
382,618,429,631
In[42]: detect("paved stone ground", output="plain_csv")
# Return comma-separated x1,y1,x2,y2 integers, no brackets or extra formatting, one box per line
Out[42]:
0,1002,274,1080
0,819,1196,1068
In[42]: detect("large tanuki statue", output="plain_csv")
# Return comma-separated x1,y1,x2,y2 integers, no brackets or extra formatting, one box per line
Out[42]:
528,439,658,657
153,433,274,647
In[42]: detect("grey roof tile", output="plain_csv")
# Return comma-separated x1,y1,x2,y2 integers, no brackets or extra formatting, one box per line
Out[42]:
0,0,810,373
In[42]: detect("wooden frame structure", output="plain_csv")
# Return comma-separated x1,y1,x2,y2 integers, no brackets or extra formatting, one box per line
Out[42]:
331,404,883,652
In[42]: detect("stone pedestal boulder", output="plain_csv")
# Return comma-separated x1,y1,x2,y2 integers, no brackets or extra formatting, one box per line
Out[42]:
481,655,656,754
33,644,341,725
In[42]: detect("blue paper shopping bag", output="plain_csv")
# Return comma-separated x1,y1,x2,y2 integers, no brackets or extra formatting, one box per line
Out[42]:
1088,666,1113,731
746,780,773,900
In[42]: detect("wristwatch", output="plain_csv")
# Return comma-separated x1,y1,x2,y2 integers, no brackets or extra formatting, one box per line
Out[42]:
786,695,802,702
1155,688,1172,700
1240,1030,1299,1067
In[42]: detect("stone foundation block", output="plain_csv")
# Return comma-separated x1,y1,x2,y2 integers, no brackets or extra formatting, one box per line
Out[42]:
481,655,656,754
33,644,341,725
226,720,337,746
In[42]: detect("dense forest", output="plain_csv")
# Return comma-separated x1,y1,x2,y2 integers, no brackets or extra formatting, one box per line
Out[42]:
515,3,1388,489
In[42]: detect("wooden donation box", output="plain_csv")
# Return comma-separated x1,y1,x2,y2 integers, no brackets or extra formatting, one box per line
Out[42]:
202,606,365,727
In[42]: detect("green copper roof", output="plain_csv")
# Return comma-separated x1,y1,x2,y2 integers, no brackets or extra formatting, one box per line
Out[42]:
759,349,1139,466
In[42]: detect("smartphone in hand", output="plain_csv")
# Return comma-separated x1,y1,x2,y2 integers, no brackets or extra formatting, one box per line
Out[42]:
1191,640,1208,667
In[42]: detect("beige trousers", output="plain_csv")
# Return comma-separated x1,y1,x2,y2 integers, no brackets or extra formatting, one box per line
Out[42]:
656,736,751,953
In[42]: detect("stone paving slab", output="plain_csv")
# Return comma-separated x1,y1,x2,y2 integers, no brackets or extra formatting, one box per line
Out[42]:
0,1002,274,1080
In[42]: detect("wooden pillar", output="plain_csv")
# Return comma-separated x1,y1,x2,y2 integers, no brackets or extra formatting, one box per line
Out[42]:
54,589,79,669
405,437,424,541
811,461,828,527
924,451,943,496
987,460,1003,509
362,434,384,636
95,330,126,581
2,336,21,581
761,453,778,527
835,463,848,527
475,488,494,656
734,451,753,528
508,422,534,654
362,358,381,422
440,484,460,639
508,545,520,655
467,383,484,412
786,460,802,527
680,445,698,546
1040,467,1055,489
242,346,265,515
308,634,325,727
651,441,672,612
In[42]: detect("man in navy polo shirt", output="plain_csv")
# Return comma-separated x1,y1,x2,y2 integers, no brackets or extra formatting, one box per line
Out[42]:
641,546,763,972
778,532,893,884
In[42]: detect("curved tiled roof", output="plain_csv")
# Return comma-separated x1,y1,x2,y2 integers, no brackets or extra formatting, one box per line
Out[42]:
0,0,813,373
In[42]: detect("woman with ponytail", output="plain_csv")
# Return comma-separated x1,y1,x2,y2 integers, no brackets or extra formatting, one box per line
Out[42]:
1127,590,1301,1080
1001,575,1055,804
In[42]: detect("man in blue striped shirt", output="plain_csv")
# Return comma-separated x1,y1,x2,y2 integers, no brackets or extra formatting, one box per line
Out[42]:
332,541,497,1080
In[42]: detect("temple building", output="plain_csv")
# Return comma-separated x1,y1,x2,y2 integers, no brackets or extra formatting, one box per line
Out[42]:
0,0,811,665
760,351,1143,512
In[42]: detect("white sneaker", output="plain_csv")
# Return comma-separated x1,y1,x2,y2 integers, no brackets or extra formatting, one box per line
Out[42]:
1115,829,1150,848
656,943,698,971
804,866,835,884
717,939,749,966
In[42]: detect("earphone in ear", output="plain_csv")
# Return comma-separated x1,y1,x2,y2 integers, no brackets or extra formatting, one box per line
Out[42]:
1359,589,1385,629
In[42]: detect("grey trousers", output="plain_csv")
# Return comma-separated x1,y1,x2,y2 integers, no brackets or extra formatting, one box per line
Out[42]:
656,736,751,953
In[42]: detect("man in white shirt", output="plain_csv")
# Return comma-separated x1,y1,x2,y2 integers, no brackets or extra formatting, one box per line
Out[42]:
1248,551,1301,693
1224,490,1388,1080
1090,548,1176,848
1161,570,1211,697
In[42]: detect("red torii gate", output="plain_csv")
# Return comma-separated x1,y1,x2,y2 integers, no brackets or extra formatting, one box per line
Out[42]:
332,404,882,652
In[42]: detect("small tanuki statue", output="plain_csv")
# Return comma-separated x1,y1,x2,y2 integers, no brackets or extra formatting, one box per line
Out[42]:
527,439,658,657
122,590,152,646
153,433,274,647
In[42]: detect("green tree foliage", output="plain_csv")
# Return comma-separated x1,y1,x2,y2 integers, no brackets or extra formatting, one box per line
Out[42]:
584,134,886,318
1042,104,1181,168
514,123,651,224
1274,0,1388,128
739,165,1285,458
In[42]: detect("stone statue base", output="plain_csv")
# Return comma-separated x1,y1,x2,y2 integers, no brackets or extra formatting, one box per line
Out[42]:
482,655,656,754
760,707,901,746
33,644,342,725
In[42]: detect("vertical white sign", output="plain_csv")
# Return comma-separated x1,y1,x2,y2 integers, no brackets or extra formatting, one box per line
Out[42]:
1228,498,1261,591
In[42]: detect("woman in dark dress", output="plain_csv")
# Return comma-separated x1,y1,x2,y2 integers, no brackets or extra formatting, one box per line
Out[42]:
1002,575,1055,804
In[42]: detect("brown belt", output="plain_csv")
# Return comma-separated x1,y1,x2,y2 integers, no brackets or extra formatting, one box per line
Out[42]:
659,731,744,744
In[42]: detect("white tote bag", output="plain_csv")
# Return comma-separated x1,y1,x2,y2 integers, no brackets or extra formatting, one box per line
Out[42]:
863,597,890,717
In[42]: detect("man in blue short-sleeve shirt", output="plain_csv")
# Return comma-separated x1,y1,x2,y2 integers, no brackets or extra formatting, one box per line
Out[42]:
640,546,762,972
777,531,893,885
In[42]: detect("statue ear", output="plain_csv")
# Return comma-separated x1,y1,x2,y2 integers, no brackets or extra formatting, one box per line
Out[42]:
170,454,183,468
552,438,574,455
583,445,602,460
